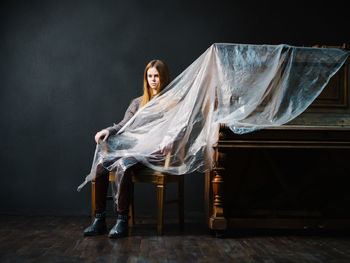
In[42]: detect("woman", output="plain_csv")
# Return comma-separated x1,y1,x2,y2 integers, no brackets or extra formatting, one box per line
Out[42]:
84,59,170,238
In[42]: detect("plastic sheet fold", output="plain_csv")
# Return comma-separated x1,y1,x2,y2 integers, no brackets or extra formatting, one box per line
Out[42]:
78,43,349,197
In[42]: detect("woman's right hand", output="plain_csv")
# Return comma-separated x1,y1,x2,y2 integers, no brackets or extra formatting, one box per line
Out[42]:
94,129,110,144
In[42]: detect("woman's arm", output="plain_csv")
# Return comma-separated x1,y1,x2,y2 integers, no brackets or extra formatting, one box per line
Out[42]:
106,98,141,135
95,97,141,144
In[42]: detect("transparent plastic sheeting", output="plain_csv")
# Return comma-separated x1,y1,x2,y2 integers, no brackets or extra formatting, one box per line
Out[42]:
78,43,349,196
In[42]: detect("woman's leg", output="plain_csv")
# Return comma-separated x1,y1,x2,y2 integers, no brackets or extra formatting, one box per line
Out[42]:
95,163,110,213
83,163,109,236
109,165,135,238
116,168,132,214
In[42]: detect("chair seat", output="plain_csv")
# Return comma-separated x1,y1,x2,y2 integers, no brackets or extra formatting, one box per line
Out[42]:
132,168,182,184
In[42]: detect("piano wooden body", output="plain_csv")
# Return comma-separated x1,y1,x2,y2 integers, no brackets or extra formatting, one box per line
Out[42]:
205,46,350,234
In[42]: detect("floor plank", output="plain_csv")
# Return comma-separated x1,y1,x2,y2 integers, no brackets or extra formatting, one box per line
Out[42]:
0,215,350,262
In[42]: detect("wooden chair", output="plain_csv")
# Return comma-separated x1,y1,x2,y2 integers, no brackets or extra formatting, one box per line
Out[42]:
91,153,185,235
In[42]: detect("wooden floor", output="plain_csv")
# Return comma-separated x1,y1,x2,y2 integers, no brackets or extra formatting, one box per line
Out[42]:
1,215,350,263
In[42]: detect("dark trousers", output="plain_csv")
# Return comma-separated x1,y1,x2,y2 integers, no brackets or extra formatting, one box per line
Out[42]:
95,163,132,214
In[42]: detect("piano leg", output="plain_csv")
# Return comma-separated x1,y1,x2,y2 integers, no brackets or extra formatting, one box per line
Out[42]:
209,168,227,236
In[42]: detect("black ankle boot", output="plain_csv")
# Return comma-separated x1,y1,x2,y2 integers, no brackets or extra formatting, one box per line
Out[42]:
84,211,107,236
108,212,129,239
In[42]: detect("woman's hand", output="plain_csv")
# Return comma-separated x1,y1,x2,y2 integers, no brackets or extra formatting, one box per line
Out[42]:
94,129,110,144
160,135,173,155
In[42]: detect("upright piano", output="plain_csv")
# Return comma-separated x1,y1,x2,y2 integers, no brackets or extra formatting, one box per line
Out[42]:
205,44,350,235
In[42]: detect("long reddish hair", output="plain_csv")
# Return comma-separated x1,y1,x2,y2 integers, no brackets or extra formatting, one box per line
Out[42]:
139,60,170,109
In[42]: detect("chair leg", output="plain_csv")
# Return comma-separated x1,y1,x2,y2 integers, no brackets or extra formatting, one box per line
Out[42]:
129,182,135,226
157,184,165,235
178,175,184,230
91,181,96,223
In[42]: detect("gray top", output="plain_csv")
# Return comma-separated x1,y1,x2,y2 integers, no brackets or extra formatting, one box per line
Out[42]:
106,97,142,135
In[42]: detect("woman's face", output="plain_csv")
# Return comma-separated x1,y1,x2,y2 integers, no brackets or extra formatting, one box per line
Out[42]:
147,67,160,93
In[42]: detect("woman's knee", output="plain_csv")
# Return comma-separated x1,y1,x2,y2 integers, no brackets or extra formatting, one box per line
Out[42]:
96,163,109,177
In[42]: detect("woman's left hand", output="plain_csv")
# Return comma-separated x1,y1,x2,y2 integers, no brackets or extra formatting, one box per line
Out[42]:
160,136,173,155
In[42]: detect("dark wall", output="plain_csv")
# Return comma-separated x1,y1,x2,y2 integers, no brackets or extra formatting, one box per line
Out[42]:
0,0,348,216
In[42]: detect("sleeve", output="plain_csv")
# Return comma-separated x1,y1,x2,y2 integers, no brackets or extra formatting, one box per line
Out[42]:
106,99,139,136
